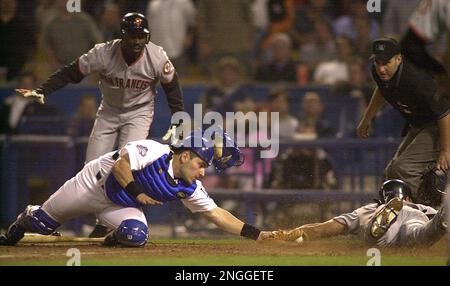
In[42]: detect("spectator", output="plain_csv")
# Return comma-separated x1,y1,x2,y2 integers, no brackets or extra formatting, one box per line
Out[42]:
269,92,337,188
290,0,333,47
353,16,374,60
313,36,354,86
43,0,102,70
117,0,147,15
382,0,421,38
296,91,334,138
97,2,122,42
260,0,295,50
298,20,337,73
334,58,373,103
0,72,62,135
35,0,59,34
250,0,270,64
255,33,297,82
146,0,196,76
197,0,253,77
200,57,252,116
0,72,38,134
67,94,99,137
0,0,36,81
267,87,298,140
332,0,379,42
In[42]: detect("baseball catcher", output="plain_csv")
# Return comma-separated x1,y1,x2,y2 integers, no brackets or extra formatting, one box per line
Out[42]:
0,129,271,247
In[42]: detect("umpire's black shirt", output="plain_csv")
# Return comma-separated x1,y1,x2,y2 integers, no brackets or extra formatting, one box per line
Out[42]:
371,59,450,128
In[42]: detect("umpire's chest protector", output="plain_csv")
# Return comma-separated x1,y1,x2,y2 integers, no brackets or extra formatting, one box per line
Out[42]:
105,154,197,208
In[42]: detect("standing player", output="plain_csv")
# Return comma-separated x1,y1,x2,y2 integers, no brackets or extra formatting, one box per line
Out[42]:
356,37,450,204
16,12,184,162
0,130,272,247
269,179,447,248
16,13,184,237
400,0,450,264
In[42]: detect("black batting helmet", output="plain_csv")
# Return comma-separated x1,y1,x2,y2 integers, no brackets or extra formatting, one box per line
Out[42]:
379,179,413,204
121,13,150,36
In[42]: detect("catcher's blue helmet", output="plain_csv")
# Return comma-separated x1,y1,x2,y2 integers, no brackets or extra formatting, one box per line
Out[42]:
379,179,413,204
172,131,215,166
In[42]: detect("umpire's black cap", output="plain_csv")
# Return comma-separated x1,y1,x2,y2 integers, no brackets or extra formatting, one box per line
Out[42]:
371,38,401,61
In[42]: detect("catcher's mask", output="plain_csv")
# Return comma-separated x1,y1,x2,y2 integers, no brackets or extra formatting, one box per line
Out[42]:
379,179,413,204
171,128,244,172
211,131,244,172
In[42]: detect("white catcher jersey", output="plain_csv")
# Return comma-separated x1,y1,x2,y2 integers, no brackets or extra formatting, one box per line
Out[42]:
409,0,450,42
77,39,175,109
118,139,218,213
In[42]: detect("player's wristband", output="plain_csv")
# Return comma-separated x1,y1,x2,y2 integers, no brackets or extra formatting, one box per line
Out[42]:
240,223,261,240
125,181,144,198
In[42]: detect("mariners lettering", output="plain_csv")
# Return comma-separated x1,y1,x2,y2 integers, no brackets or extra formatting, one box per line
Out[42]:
104,76,150,91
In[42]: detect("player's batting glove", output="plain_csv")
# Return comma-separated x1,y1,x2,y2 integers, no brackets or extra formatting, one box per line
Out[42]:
162,122,183,144
16,89,45,104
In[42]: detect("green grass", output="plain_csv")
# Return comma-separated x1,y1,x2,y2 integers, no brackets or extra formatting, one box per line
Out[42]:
2,255,447,266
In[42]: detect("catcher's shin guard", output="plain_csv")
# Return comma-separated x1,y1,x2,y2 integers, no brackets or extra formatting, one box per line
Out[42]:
0,205,60,246
370,197,403,238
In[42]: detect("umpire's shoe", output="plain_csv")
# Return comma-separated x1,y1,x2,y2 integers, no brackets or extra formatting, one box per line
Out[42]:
435,205,447,230
370,197,403,238
89,224,109,238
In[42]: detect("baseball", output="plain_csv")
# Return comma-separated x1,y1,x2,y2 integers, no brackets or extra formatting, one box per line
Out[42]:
295,236,304,244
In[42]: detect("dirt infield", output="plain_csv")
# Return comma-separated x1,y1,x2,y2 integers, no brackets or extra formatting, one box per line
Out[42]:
0,236,447,266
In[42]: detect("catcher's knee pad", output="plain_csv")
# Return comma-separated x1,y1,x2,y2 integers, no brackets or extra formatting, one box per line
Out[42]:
114,219,148,247
19,205,61,235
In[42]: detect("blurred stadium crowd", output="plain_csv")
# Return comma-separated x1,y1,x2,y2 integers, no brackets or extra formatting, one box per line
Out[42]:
1,0,447,85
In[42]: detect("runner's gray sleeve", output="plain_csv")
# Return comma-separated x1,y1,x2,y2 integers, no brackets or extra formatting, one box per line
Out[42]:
35,60,85,96
333,211,359,234
161,73,184,114
401,29,447,75
36,42,107,96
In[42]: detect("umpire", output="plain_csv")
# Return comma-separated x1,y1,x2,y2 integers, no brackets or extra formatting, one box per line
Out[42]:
357,37,450,203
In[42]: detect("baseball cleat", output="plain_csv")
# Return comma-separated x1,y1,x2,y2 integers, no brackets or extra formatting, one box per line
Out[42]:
435,206,447,230
102,231,118,247
89,224,109,238
0,234,8,246
370,197,403,238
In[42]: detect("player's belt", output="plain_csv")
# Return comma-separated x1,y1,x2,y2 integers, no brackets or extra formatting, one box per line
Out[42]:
96,151,120,181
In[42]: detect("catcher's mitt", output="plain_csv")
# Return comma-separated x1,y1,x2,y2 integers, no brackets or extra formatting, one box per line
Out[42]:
417,168,448,207
271,227,306,243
